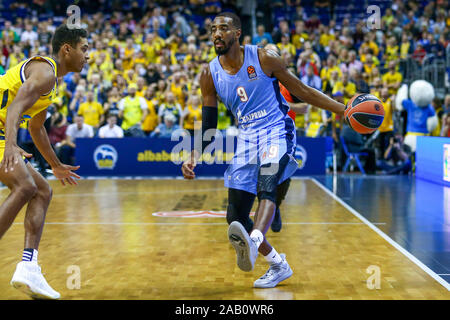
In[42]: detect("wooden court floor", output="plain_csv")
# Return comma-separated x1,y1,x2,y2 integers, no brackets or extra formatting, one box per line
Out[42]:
0,178,449,300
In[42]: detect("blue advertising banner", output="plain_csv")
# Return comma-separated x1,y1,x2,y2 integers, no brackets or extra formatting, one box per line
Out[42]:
416,136,450,187
75,137,328,177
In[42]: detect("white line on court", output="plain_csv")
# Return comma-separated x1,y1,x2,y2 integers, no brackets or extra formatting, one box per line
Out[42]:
311,178,450,291
51,187,226,198
11,222,386,226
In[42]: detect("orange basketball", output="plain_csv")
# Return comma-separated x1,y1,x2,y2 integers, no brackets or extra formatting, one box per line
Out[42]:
344,93,385,134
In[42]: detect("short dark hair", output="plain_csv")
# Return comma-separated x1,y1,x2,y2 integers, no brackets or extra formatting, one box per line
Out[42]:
52,24,88,54
216,12,241,30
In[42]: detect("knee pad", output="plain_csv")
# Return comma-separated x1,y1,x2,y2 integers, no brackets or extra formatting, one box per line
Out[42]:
257,167,278,203
257,154,291,203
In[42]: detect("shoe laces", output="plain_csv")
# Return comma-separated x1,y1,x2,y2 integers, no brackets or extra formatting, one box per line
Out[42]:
260,262,283,280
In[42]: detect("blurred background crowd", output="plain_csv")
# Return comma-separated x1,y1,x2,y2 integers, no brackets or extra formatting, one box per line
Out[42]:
0,0,448,175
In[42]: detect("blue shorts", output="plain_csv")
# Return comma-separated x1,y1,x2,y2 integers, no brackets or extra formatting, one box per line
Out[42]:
224,126,298,195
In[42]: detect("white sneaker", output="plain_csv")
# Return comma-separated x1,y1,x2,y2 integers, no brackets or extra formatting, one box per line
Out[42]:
10,261,61,300
228,221,258,272
253,254,293,288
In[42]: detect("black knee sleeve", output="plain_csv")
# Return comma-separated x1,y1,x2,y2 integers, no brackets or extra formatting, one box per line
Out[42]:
227,188,255,233
226,203,253,232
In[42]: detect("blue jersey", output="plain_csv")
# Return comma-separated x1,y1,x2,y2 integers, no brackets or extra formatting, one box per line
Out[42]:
402,99,436,134
209,45,293,136
210,45,298,194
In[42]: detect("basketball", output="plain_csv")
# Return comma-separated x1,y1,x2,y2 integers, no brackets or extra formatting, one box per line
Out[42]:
344,94,385,134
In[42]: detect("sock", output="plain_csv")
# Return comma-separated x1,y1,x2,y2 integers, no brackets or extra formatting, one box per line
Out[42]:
250,229,264,249
22,248,38,264
264,248,283,265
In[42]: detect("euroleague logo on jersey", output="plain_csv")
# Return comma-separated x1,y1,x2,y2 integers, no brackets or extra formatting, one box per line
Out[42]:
247,65,257,79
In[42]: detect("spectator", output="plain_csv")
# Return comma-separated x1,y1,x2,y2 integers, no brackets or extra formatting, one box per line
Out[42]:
277,35,296,58
48,112,68,164
68,85,86,121
341,123,377,174
271,20,290,45
20,23,38,46
158,91,183,126
7,45,25,69
382,61,403,96
253,25,273,46
319,55,341,92
181,94,202,136
412,43,426,64
349,67,370,94
103,86,122,120
305,105,328,137
98,114,124,138
88,73,106,104
142,85,159,135
377,134,412,175
150,113,181,139
301,64,321,90
118,83,148,137
332,72,356,105
345,50,363,73
60,115,94,165
77,91,105,130
375,88,395,156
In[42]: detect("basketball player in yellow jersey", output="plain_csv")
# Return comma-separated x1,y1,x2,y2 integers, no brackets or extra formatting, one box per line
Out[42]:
0,25,89,300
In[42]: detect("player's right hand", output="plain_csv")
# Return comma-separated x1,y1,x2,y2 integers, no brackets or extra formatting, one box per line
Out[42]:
52,163,81,186
0,145,32,173
181,151,197,179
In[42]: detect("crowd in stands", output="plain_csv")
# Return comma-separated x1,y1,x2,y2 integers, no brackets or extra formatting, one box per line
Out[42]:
0,0,448,174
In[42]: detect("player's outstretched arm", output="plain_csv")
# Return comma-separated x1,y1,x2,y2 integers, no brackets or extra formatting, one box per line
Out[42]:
181,66,217,179
259,48,345,115
29,109,80,186
0,61,55,173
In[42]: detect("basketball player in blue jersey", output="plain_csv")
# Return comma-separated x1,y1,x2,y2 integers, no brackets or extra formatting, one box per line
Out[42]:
182,12,346,288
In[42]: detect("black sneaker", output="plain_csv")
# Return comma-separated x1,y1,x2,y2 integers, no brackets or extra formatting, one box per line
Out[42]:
271,207,282,232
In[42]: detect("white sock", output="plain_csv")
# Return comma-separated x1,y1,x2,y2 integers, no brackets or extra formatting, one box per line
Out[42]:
22,248,38,264
250,229,264,249
264,248,282,265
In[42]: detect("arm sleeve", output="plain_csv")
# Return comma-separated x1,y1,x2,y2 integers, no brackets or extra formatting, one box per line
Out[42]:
200,106,218,153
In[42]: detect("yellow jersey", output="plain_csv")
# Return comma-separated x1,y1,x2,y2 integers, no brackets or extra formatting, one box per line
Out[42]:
78,101,104,127
0,56,57,133
142,98,158,132
378,98,393,132
382,71,402,95
183,104,202,131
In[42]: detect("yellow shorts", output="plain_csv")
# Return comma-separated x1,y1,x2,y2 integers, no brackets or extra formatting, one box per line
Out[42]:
0,139,28,163
0,139,5,162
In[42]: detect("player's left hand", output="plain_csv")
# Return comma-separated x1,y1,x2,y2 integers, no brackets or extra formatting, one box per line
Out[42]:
52,164,81,186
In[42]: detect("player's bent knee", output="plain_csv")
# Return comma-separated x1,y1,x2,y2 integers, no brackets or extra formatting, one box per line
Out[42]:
17,182,38,201
257,171,278,204
39,183,53,202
